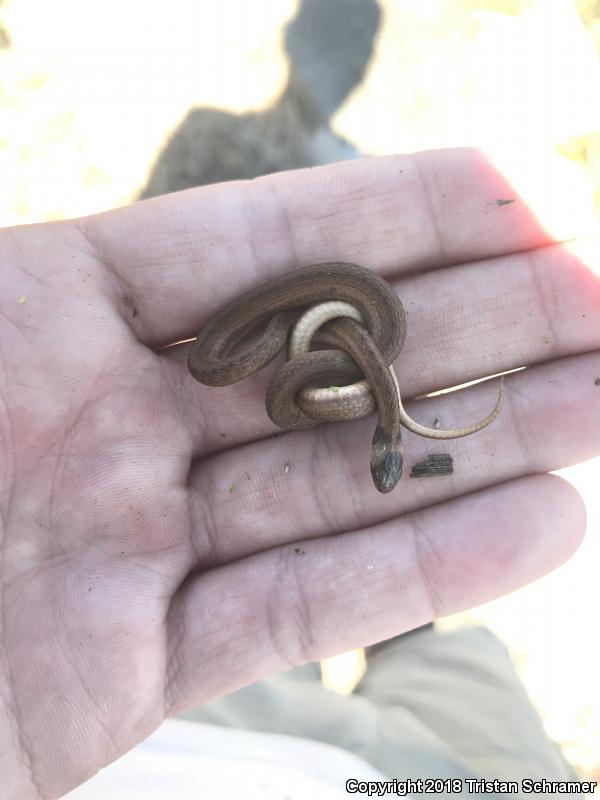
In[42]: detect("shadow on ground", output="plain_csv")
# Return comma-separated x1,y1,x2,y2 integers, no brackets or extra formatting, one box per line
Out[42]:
139,0,380,197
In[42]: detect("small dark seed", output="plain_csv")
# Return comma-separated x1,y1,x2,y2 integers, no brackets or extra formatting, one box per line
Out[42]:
410,453,454,478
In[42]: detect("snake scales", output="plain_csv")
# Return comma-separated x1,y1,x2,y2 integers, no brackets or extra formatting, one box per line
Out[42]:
187,263,503,493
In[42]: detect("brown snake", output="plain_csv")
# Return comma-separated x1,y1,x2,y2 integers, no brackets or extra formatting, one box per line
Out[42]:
187,262,503,493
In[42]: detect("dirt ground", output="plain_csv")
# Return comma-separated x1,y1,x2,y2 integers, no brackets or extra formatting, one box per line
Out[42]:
1,0,599,781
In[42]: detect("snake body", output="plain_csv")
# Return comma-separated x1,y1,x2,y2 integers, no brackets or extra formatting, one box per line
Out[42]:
187,262,502,493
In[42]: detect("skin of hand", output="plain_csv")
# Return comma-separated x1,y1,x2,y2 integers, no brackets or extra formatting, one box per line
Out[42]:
0,148,599,799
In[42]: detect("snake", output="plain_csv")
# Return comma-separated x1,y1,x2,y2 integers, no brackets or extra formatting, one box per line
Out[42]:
187,262,503,493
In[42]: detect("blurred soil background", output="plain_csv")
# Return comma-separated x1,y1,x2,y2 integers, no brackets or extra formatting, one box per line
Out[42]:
1,0,599,781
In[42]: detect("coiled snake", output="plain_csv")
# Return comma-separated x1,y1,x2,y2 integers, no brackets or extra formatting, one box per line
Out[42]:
188,263,503,493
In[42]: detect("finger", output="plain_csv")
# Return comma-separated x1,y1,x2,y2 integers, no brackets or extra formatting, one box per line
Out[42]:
77,147,597,346
187,351,599,564
165,236,600,454
165,472,584,713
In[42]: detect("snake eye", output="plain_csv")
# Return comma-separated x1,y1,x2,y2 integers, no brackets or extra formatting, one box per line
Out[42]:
370,426,403,493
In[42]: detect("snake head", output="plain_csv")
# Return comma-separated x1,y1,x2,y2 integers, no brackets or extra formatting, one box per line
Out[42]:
370,426,403,493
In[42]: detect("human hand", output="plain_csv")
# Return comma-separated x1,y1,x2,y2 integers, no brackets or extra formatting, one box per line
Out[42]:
1,148,598,798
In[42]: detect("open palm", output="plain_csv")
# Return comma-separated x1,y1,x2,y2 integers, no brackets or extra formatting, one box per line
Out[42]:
1,149,598,799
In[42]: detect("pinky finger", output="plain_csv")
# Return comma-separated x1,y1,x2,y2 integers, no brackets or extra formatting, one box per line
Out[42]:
165,472,585,714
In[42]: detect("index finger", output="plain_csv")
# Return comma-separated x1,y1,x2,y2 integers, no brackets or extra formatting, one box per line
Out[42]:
78,146,597,345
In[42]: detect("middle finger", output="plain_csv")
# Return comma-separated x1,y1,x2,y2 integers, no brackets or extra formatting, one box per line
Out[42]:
167,237,600,453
